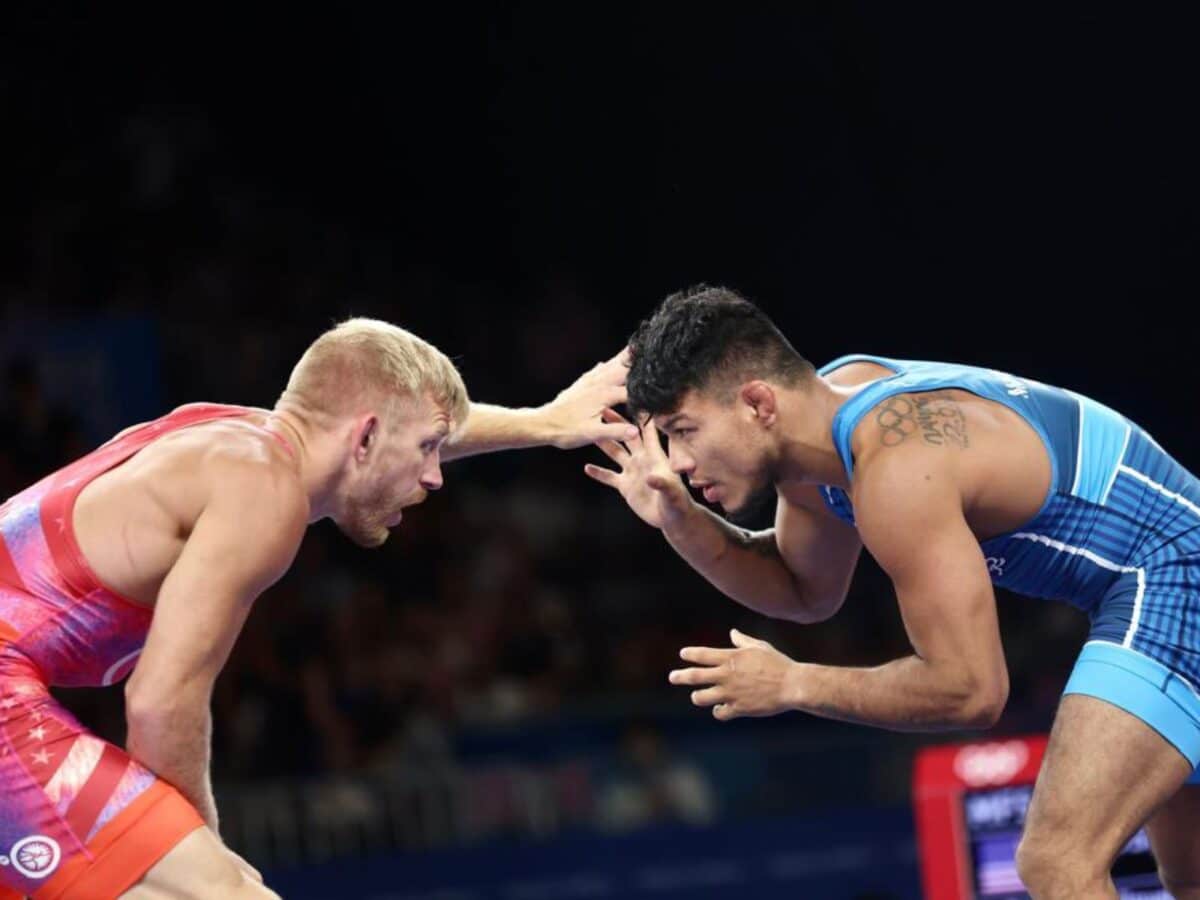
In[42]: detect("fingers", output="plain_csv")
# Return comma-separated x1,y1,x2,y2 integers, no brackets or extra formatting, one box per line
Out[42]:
597,384,630,409
594,421,639,444
679,646,733,665
690,686,725,707
581,351,629,393
729,628,769,650
686,687,741,720
599,348,631,377
595,439,630,464
588,350,629,408
601,407,632,426
602,408,641,445
713,703,739,721
638,417,668,459
671,670,725,705
668,665,723,686
644,474,677,494
669,655,742,721
583,463,620,488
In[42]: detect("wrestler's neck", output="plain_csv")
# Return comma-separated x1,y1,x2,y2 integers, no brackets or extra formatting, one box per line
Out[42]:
263,405,352,521
771,380,852,497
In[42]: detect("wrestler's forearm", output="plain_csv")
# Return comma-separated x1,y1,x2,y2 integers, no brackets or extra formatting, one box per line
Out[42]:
126,694,219,831
441,403,556,461
784,655,1005,732
662,503,828,623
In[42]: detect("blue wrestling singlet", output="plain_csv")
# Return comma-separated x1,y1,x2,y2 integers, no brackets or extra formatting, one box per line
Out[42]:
817,354,1200,776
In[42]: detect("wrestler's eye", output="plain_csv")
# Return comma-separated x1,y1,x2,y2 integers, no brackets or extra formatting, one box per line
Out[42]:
673,428,694,439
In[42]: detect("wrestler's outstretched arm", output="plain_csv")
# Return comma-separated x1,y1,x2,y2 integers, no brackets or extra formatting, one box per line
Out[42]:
585,412,862,624
124,451,308,833
441,349,639,461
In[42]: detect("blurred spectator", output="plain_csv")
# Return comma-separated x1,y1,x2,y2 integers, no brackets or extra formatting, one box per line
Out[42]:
595,723,717,831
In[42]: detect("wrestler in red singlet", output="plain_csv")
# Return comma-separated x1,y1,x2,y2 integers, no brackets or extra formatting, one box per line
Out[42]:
0,404,283,899
0,322,633,899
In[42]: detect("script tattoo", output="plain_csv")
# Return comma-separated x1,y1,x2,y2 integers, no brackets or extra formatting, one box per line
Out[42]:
874,393,970,449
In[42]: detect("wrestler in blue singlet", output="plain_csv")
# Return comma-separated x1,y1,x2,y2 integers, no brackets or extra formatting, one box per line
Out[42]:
817,354,1200,778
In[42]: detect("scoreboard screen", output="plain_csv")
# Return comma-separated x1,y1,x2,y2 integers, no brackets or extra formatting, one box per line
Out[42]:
914,736,1167,899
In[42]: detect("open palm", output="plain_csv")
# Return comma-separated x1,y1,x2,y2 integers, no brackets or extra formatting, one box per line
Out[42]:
584,410,692,530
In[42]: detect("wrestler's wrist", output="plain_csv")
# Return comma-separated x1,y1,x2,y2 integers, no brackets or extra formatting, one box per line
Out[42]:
530,403,566,448
533,401,598,450
660,494,707,541
779,661,811,713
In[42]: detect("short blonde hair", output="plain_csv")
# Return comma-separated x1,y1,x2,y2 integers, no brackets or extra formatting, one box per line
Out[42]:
281,318,469,428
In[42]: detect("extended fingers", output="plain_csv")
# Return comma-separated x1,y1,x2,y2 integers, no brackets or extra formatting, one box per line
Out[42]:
597,383,629,408
713,703,739,721
689,686,725,707
602,408,641,445
668,665,723,686
600,347,631,378
583,463,620,488
638,417,670,458
601,407,632,426
669,653,743,721
595,439,630,464
679,646,732,665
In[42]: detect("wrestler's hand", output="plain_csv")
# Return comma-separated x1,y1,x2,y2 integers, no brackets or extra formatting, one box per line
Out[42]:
584,411,694,530
669,629,799,720
540,349,638,449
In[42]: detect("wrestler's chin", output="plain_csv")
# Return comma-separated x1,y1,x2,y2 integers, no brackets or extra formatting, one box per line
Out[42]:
337,519,391,549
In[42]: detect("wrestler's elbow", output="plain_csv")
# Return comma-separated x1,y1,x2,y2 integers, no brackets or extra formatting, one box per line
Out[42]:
786,594,846,624
777,579,847,625
125,670,212,729
125,689,171,735
955,680,1008,729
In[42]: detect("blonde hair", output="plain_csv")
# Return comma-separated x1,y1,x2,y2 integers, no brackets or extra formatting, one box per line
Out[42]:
280,318,469,428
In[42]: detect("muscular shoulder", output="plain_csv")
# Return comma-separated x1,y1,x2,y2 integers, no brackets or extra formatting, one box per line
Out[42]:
197,437,308,526
853,391,973,461
128,420,309,543
180,437,308,590
849,391,971,519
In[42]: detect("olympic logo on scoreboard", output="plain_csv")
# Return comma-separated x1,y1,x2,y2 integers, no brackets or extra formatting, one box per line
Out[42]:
952,741,1030,787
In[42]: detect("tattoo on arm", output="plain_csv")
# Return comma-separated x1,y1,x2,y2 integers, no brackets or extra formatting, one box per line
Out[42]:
875,393,970,449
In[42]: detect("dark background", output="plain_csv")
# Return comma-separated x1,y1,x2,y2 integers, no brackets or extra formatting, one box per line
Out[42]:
2,6,1197,898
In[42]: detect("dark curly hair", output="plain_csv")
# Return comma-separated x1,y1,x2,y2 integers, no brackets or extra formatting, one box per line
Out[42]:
626,285,814,416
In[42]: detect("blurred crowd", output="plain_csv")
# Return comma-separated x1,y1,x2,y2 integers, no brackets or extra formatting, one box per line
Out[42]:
2,112,1090,836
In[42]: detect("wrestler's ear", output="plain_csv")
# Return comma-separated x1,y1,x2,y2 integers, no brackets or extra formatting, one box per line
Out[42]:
354,416,379,462
740,381,777,427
